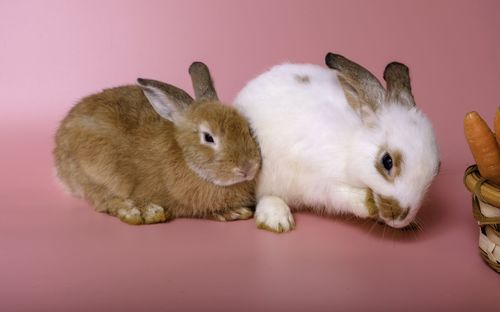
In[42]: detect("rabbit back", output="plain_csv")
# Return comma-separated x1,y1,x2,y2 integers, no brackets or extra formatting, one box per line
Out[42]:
54,86,174,201
234,64,363,199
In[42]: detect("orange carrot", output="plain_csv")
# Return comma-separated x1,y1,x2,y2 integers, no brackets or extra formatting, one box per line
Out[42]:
495,107,500,147
464,111,500,186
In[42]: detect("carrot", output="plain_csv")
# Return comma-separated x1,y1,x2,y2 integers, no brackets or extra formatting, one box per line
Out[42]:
495,107,500,147
464,111,500,186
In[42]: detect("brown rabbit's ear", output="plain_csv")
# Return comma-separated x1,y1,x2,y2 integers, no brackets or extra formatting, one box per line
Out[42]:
383,62,415,107
137,78,194,122
325,53,385,124
189,62,219,102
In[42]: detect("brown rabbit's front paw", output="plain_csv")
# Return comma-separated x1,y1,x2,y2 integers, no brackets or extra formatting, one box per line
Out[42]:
210,207,254,222
142,203,170,224
117,206,143,225
117,203,170,225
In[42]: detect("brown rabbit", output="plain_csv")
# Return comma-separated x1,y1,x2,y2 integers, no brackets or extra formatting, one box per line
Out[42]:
54,62,260,225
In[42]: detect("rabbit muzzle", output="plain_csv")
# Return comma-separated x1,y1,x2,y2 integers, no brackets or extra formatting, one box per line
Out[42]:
367,189,413,228
232,161,259,182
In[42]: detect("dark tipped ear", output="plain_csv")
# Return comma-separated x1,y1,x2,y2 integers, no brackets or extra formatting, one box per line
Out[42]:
383,62,415,107
325,52,385,113
189,62,219,101
325,53,384,125
137,78,194,122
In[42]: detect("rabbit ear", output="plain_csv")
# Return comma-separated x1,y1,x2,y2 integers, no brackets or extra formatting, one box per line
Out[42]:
325,53,385,124
383,62,415,107
189,62,219,102
137,78,194,122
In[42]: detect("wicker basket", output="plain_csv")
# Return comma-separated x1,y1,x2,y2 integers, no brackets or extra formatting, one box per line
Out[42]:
464,165,500,273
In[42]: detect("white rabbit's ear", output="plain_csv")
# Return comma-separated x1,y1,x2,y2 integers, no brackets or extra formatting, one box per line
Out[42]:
383,62,415,108
137,78,194,122
189,62,219,102
325,53,384,125
335,74,378,126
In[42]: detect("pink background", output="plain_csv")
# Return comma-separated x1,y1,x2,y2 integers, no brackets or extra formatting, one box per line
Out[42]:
1,0,499,311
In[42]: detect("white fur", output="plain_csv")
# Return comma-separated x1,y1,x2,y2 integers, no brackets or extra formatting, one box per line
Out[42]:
144,203,164,216
143,203,165,223
118,206,140,219
255,196,295,231
234,63,439,231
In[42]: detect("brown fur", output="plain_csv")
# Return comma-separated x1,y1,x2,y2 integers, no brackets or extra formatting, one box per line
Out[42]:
364,188,379,218
375,149,403,183
326,53,418,223
376,194,409,221
189,62,219,101
54,66,260,225
365,188,409,222
294,74,310,84
325,53,417,118
325,53,385,114
383,62,415,107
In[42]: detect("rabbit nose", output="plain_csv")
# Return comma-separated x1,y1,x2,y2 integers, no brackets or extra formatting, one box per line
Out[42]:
237,162,258,180
376,194,410,222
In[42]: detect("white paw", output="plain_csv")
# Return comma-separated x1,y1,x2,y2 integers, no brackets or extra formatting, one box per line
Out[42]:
255,196,295,233
117,207,142,225
143,203,168,224
210,207,254,222
144,203,163,216
229,207,254,220
118,207,140,218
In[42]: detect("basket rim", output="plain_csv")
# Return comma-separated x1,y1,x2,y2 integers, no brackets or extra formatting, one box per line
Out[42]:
472,195,500,224
464,165,500,207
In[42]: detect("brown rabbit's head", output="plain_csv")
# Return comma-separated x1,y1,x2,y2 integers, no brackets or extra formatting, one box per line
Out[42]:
137,62,260,186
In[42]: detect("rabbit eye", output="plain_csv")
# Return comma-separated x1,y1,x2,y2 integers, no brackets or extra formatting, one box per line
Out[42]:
382,153,393,171
203,132,215,144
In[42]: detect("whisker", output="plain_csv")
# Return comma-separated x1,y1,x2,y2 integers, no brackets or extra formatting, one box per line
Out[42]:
356,217,370,230
343,214,356,222
368,220,379,235
412,218,423,234
410,225,419,241
418,218,425,232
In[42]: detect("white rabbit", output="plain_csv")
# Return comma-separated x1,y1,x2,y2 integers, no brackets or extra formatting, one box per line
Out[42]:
234,53,440,232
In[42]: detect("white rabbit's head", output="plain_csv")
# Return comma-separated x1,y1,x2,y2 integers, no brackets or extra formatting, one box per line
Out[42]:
326,53,440,228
